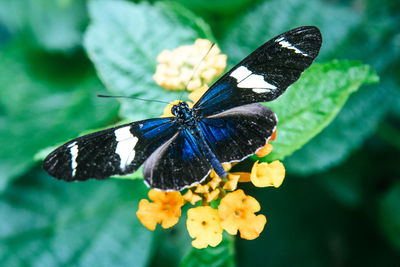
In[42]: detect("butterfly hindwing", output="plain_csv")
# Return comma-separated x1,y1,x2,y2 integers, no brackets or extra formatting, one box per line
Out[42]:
43,118,179,181
197,103,277,163
143,129,212,191
193,26,322,116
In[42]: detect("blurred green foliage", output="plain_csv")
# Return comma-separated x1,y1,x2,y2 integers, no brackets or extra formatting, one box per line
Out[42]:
0,0,399,266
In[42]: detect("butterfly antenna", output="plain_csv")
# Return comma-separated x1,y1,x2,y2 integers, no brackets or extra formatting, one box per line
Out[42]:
179,42,216,101
97,94,170,104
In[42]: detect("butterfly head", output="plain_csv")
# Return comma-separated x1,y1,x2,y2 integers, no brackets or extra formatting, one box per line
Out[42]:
171,102,196,126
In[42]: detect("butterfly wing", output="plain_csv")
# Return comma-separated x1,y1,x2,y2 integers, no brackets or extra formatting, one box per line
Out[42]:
193,26,322,116
197,103,277,163
43,118,179,181
143,128,213,191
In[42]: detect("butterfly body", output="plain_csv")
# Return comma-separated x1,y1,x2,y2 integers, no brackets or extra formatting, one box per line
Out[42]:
171,102,197,129
43,26,322,191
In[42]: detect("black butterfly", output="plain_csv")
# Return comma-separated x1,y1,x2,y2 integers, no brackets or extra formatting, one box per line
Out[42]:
43,26,322,191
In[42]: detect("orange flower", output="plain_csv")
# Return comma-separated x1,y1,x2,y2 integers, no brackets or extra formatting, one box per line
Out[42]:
234,172,251,183
250,160,285,188
270,129,277,141
136,189,184,230
218,189,266,240
187,206,223,248
256,143,273,158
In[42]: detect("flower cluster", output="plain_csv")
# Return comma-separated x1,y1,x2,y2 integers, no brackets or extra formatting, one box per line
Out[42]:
136,39,286,249
153,39,227,91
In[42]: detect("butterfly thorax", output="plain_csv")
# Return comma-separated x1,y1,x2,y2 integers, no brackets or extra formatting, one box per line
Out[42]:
172,102,197,128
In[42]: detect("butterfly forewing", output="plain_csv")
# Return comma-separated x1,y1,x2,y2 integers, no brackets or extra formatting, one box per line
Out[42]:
43,118,179,181
193,26,322,116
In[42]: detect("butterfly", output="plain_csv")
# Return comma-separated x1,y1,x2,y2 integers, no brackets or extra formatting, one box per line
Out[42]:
43,26,322,191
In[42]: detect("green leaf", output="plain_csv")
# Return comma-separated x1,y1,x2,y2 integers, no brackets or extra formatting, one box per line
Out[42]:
284,82,388,175
173,0,256,16
0,42,119,190
151,208,192,267
379,182,400,251
0,0,87,52
263,60,379,161
84,0,214,121
0,168,156,266
221,0,361,64
180,234,235,267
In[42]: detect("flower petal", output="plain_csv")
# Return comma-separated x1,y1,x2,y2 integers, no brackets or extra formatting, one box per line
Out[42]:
256,143,273,158
250,161,285,188
238,214,267,240
218,190,266,239
137,189,184,230
183,189,202,205
187,206,223,249
222,173,240,191
153,39,226,92
136,199,159,231
204,188,220,202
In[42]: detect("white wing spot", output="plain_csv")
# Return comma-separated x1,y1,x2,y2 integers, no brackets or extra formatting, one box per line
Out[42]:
230,66,276,94
238,75,276,91
114,127,139,170
252,88,270,93
68,141,78,177
230,66,252,81
276,37,308,56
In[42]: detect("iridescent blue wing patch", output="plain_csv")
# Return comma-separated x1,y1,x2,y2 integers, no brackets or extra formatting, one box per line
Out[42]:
143,128,212,191
43,118,178,181
193,26,322,116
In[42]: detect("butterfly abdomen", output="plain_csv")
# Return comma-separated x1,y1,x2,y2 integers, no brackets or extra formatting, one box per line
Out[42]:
191,126,227,178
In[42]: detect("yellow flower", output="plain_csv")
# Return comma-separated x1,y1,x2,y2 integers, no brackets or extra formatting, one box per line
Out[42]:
194,184,210,194
207,176,222,190
153,39,227,91
188,85,209,103
218,189,267,240
136,189,184,230
182,190,202,205
204,188,220,202
209,163,232,179
222,173,240,191
187,206,223,249
250,160,285,188
161,100,193,117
